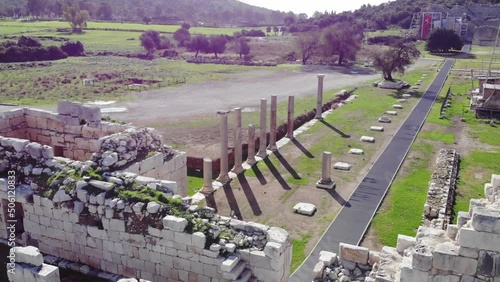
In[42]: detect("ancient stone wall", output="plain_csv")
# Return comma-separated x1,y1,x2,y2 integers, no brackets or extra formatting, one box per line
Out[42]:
473,26,500,47
0,134,291,282
423,149,459,229
0,102,188,194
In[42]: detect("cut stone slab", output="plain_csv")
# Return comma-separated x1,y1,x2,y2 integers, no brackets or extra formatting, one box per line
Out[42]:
316,179,335,190
370,126,384,132
349,148,364,155
378,116,391,123
360,136,375,143
385,110,397,116
410,86,419,89
402,94,412,98
334,162,351,171
293,203,316,216
393,104,403,109
89,180,115,191
397,99,407,103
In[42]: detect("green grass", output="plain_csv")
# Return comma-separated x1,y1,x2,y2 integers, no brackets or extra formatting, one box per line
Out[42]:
187,176,204,196
453,151,500,221
291,233,312,273
371,142,434,246
0,20,260,35
419,131,456,144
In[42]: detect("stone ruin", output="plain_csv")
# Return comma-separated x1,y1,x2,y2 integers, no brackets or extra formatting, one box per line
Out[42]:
312,149,500,282
0,102,292,281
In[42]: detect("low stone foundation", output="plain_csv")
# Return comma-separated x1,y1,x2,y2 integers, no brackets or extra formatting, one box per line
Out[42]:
423,149,459,229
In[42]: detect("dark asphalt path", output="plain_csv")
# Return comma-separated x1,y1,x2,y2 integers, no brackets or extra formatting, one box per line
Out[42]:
290,59,454,282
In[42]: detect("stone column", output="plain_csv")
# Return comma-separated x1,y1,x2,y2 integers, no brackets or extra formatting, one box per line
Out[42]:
316,151,335,189
257,98,268,158
232,108,244,174
216,110,231,184
287,95,295,139
246,124,256,165
315,74,325,120
202,158,214,194
268,95,278,151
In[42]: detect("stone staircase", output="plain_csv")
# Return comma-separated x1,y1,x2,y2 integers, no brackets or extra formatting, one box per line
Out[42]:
221,253,255,282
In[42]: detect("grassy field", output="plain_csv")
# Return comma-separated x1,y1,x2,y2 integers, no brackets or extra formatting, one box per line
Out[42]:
0,57,289,105
0,20,261,35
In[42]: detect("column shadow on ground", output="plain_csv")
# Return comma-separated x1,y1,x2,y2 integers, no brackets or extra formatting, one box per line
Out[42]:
320,120,350,138
263,157,291,190
291,139,314,158
274,151,301,180
250,164,267,185
205,193,218,213
326,189,351,207
237,174,262,216
223,184,243,220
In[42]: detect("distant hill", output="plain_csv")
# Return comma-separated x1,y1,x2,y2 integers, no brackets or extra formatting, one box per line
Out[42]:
0,0,291,26
302,0,500,30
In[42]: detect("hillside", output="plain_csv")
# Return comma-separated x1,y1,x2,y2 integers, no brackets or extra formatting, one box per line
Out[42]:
303,0,500,30
0,0,290,26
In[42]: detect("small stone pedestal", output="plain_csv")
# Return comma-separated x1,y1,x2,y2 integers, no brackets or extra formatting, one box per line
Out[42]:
316,151,335,189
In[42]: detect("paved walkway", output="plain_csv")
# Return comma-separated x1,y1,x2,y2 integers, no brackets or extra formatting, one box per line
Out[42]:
290,59,455,282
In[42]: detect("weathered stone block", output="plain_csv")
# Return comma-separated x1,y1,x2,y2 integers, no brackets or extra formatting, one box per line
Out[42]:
412,244,433,271
162,215,188,232
339,243,369,264
319,251,337,265
433,242,478,275
477,250,500,277
459,227,500,252
13,246,44,266
471,207,500,234
264,242,282,259
400,256,429,282
192,232,206,249
397,234,416,253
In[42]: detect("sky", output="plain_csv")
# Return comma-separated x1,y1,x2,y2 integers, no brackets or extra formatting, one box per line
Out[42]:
238,0,391,17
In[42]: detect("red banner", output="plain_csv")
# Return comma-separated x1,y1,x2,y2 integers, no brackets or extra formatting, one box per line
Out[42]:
422,13,432,39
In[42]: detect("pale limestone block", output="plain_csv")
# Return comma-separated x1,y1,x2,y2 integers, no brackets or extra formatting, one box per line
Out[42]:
192,232,206,249
400,255,429,282
458,247,479,259
264,242,282,259
174,232,192,245
319,251,337,265
471,207,500,234
109,218,125,232
162,215,188,232
412,244,433,271
339,243,369,264
13,246,44,266
222,260,245,280
312,261,325,279
397,234,416,253
459,227,500,252
433,242,477,275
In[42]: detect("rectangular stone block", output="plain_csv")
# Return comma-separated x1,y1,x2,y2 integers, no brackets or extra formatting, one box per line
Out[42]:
477,250,500,277
433,242,477,275
397,234,416,253
163,215,188,232
459,227,500,252
400,256,429,282
412,245,433,271
339,243,369,264
471,207,500,234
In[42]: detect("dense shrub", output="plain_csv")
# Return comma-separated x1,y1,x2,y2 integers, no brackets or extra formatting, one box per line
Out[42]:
61,41,85,56
17,36,42,47
0,45,67,63
367,35,417,46
240,29,266,37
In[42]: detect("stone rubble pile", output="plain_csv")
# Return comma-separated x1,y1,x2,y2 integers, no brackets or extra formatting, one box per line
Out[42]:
423,149,459,229
92,127,173,171
313,244,377,282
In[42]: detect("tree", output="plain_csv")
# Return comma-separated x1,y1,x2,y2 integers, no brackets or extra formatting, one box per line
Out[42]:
187,35,209,57
208,35,227,58
426,28,463,53
321,22,363,65
140,36,155,55
143,16,152,24
294,32,320,64
27,0,45,18
273,26,279,35
372,41,420,81
173,28,191,47
62,4,89,33
266,26,271,35
61,41,85,56
181,22,191,30
237,37,250,59
97,2,113,20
